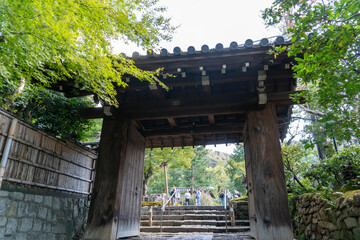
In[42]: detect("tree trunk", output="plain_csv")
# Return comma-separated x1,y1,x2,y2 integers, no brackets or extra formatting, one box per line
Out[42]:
163,163,168,196
143,167,153,199
191,165,195,193
4,76,26,110
306,103,326,160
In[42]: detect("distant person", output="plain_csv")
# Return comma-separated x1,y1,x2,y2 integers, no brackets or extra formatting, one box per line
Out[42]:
241,175,248,196
219,189,225,206
170,187,176,206
234,189,240,198
226,189,232,202
175,189,181,203
196,188,201,206
185,190,191,205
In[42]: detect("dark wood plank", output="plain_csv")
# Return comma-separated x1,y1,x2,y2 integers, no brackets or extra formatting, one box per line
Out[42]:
85,118,145,239
85,117,130,239
143,123,244,138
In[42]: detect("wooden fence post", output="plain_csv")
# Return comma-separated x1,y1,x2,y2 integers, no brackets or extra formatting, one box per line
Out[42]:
230,203,236,227
149,206,153,227
0,118,18,187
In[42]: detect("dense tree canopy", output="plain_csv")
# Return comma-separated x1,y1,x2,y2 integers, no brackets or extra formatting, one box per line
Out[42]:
5,85,96,141
263,0,360,143
0,0,174,107
226,145,246,193
144,146,248,200
143,147,194,196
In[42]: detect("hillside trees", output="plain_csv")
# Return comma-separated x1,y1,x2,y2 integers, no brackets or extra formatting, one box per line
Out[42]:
143,147,194,196
5,86,96,141
281,142,315,194
145,147,236,196
226,145,246,193
0,0,174,108
182,147,212,191
262,0,360,143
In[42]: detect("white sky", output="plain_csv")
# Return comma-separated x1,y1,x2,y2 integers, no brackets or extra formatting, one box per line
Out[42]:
114,0,281,56
114,0,281,154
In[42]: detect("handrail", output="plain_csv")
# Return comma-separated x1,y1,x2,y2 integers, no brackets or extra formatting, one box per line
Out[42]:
160,191,176,232
161,191,176,211
224,192,228,233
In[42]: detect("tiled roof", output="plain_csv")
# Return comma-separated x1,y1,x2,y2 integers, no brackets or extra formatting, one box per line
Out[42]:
131,36,288,59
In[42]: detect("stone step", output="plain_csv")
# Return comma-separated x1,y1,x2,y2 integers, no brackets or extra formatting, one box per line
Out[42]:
140,204,251,235
140,226,250,233
141,220,250,227
141,214,233,221
143,210,236,216
139,233,255,240
151,205,231,211
141,214,249,221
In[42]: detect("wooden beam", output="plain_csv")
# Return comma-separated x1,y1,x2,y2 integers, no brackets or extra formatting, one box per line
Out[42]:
78,93,256,119
130,104,258,120
167,118,177,127
150,88,165,100
125,70,293,90
202,85,211,96
208,114,215,125
244,102,294,240
132,120,145,132
143,123,244,138
145,133,243,148
78,91,300,120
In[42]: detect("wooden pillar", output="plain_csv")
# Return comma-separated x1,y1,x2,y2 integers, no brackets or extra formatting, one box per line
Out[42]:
84,117,145,240
244,102,294,240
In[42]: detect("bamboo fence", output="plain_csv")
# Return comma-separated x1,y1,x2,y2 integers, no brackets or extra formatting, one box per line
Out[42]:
0,109,97,195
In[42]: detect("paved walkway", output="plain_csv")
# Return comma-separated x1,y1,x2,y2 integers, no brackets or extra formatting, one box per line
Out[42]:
124,233,254,240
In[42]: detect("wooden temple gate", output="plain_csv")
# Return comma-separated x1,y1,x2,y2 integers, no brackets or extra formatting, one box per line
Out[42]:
56,37,296,240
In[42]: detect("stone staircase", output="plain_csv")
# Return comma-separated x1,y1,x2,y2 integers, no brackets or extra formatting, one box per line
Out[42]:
140,204,250,234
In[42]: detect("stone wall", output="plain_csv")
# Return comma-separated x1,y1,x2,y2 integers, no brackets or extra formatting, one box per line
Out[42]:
230,201,249,220
292,192,360,240
0,189,89,240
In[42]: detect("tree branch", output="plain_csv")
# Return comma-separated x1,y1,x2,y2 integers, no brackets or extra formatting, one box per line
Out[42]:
291,116,312,121
284,155,307,190
337,13,360,23
4,76,26,110
299,104,325,117
293,174,307,190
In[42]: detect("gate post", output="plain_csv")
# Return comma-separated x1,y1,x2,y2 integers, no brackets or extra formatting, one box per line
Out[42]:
84,117,145,240
244,102,294,240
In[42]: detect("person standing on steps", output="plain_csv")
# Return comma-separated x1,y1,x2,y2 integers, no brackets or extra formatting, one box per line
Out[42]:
219,189,225,206
226,189,232,203
185,190,191,205
195,188,201,206
170,187,176,206
234,188,240,198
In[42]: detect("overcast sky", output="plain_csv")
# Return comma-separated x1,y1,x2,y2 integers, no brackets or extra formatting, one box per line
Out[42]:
115,0,281,56
115,0,281,154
